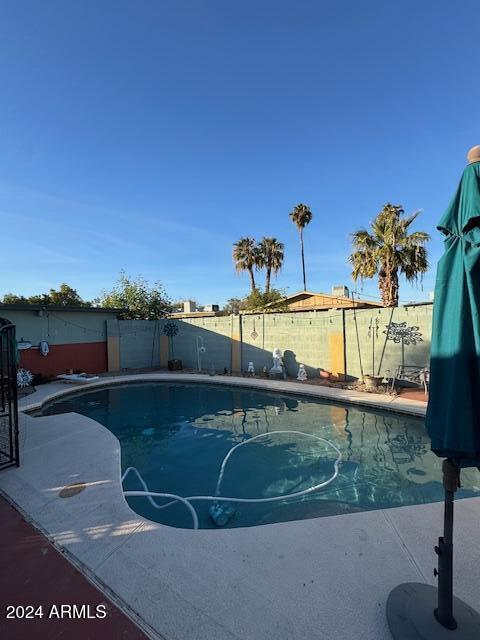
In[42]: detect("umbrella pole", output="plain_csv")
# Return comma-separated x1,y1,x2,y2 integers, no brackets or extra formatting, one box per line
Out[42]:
433,458,459,629
386,457,480,639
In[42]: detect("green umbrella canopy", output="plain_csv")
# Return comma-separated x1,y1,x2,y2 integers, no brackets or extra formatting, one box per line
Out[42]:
425,158,480,467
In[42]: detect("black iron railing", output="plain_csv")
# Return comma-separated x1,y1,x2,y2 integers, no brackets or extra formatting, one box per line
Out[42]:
0,317,19,469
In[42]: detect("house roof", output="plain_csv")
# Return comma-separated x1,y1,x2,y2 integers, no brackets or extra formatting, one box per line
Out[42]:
170,311,220,319
275,290,383,309
0,304,125,314
285,290,323,299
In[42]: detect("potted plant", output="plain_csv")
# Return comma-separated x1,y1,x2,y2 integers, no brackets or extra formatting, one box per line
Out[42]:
363,374,383,390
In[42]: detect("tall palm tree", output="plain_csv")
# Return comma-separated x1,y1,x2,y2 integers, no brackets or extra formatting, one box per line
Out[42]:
349,203,430,307
257,237,285,293
232,237,259,293
289,203,313,291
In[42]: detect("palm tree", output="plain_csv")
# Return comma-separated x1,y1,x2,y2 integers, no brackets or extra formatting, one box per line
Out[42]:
257,237,285,293
289,203,313,291
349,203,430,307
232,237,259,293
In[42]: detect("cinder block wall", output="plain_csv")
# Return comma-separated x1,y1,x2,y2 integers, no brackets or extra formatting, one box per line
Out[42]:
111,304,433,380
115,320,163,369
111,316,235,372
344,304,432,379
166,316,234,372
241,311,342,377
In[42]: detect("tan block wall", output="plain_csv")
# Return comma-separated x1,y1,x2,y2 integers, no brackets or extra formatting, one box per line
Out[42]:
107,335,120,372
329,332,346,380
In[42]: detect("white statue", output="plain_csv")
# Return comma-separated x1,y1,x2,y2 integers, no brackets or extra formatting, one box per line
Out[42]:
274,401,286,415
247,361,255,376
297,364,307,382
270,348,283,376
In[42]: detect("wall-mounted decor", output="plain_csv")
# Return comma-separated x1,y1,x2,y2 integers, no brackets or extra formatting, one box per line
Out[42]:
384,322,423,367
163,322,179,361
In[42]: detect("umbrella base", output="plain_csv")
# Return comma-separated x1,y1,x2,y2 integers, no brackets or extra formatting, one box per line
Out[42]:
387,583,480,639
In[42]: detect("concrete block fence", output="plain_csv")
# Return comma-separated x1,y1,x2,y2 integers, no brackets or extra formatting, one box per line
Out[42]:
107,304,433,381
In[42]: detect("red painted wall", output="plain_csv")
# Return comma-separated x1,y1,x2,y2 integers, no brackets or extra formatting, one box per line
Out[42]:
19,342,107,377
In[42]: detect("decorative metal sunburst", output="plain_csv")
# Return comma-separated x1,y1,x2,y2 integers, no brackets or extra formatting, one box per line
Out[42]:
163,322,179,338
383,322,423,346
17,368,33,388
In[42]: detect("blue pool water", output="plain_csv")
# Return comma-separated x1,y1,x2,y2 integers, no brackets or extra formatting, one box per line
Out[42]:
35,382,480,529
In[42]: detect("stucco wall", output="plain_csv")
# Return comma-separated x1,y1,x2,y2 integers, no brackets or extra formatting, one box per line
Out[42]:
20,342,107,376
3,309,111,345
1,308,114,376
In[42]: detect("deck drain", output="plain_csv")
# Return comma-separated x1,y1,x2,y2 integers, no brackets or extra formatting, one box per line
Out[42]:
58,482,86,498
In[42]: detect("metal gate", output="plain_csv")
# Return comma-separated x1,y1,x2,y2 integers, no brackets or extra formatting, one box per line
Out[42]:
0,317,19,469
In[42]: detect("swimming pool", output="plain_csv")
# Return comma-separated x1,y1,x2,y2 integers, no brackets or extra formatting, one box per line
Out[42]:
34,382,480,529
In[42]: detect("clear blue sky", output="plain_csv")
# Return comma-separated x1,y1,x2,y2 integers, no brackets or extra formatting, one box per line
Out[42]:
1,1,478,306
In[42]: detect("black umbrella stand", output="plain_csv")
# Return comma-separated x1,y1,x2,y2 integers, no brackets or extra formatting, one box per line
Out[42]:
386,458,480,639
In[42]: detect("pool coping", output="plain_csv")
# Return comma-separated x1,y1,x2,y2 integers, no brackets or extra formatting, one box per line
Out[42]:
3,374,479,640
18,371,427,418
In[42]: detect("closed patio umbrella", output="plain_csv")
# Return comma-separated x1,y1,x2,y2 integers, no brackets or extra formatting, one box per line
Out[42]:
387,147,480,639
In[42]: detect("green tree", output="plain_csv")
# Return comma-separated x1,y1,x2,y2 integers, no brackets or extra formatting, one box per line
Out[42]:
2,284,90,306
289,203,313,291
24,294,51,305
223,297,243,315
256,237,284,293
48,284,90,306
2,293,29,304
241,288,289,313
349,204,430,307
97,272,172,319
232,237,259,293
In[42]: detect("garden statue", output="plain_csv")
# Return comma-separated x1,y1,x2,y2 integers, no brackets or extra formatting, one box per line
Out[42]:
247,361,255,376
274,401,286,415
269,348,284,378
297,364,307,382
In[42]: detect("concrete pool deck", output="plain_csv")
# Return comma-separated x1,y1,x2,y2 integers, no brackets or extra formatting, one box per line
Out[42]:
1,373,479,639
